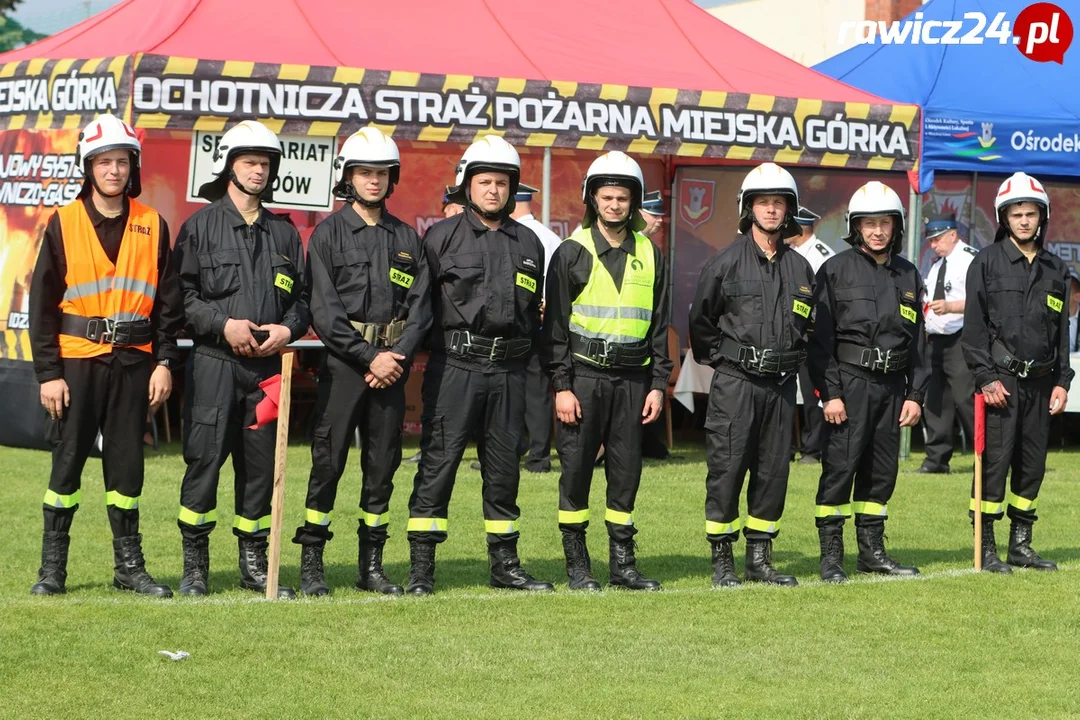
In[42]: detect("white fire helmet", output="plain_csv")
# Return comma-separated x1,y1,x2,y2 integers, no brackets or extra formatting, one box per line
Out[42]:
843,181,906,250
333,126,401,200
445,135,521,216
736,163,799,238
197,120,282,202
580,151,646,231
76,114,142,198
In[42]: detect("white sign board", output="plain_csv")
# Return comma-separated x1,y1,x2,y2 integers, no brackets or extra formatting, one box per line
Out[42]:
187,132,336,211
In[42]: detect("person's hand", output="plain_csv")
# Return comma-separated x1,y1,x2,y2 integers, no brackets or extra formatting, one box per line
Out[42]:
982,381,1010,409
224,318,261,357
40,378,69,420
255,324,292,356
898,400,921,427
641,389,664,424
369,351,406,384
148,364,172,409
823,398,847,424
929,299,948,315
1050,386,1068,415
556,390,582,425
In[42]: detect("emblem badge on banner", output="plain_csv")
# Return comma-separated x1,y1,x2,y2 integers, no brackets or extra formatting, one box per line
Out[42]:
679,179,715,229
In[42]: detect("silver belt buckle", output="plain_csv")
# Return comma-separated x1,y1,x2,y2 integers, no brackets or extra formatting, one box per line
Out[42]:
1018,360,1032,379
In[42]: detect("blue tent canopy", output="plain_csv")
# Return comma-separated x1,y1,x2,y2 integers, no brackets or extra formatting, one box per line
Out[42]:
815,0,1080,190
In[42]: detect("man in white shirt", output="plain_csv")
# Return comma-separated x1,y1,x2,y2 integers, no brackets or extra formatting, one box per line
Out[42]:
789,206,832,463
918,212,977,474
511,184,562,472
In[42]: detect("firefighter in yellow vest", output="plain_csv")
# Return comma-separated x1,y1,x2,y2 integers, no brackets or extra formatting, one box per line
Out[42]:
28,114,182,596
544,152,673,590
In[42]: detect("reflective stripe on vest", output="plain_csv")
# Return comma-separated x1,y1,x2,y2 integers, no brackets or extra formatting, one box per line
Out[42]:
56,199,160,358
567,228,654,363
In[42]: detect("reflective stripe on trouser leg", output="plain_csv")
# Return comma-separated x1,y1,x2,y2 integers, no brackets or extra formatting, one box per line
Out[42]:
605,508,634,526
852,502,887,518
407,517,447,533
705,518,742,536
815,504,851,519
1006,492,1038,512
360,511,389,528
178,506,218,526
105,491,140,510
44,489,82,509
745,515,779,534
559,508,590,525
233,515,272,534
969,498,1005,515
306,508,332,526
485,519,519,535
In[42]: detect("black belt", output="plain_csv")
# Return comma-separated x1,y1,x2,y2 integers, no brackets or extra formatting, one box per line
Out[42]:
60,313,152,346
718,337,804,375
570,333,650,369
837,343,909,373
991,341,1055,379
445,330,531,362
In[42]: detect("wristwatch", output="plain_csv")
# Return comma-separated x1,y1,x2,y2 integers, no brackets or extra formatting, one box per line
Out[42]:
156,359,172,369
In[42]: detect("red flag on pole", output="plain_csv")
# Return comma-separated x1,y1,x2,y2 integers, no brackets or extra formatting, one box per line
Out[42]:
974,392,986,455
248,374,283,430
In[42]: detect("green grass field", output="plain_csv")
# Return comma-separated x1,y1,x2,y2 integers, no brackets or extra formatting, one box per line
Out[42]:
2,440,1079,719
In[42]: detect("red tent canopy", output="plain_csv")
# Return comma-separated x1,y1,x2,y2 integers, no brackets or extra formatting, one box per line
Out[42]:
3,0,881,103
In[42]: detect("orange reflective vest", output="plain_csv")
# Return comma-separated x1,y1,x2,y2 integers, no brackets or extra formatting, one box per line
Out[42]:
57,199,159,358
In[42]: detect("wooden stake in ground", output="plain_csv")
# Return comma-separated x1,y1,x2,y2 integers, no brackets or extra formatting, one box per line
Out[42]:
266,350,295,600
973,392,986,572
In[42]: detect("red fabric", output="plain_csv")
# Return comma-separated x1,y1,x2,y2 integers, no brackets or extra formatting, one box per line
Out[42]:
0,0,885,102
974,392,985,455
248,374,282,430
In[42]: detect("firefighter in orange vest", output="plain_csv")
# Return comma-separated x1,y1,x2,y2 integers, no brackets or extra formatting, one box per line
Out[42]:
28,114,183,597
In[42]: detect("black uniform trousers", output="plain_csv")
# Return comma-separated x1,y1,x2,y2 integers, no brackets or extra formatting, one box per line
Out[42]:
178,350,279,540
43,354,152,538
556,368,648,543
407,358,526,545
815,366,906,528
975,372,1054,523
923,332,975,468
522,352,553,468
798,365,824,459
705,365,796,543
293,353,406,546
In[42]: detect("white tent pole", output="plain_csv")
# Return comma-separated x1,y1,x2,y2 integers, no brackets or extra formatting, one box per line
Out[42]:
541,147,552,226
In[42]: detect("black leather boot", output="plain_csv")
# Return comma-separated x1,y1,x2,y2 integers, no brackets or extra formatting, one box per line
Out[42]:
609,539,661,591
1007,521,1057,571
490,540,554,591
744,538,798,586
710,540,741,587
30,531,70,596
855,524,919,576
357,539,404,594
977,518,1011,574
818,526,848,583
300,542,330,596
113,535,173,597
561,530,600,591
238,537,296,598
178,536,210,595
406,540,436,595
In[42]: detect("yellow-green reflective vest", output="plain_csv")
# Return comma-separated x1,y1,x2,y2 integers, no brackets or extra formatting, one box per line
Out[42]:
567,227,654,366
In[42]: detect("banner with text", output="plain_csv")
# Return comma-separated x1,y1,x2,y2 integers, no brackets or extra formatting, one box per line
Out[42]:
131,54,920,170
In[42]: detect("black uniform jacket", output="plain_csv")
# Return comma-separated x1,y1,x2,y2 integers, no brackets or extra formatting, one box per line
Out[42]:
689,233,815,375
174,196,310,349
808,246,929,404
306,205,431,366
961,239,1073,391
422,209,544,373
